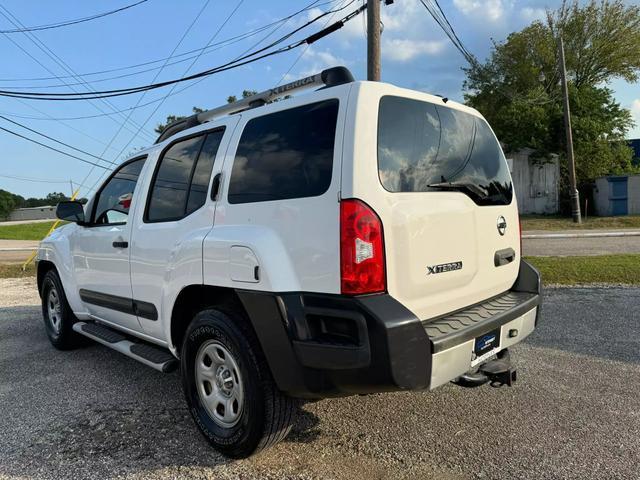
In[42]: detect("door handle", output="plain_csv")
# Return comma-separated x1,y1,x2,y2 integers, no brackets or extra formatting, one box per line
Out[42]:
112,241,128,249
494,248,515,267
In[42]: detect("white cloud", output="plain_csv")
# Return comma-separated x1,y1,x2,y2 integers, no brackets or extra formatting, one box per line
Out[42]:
453,0,506,22
520,6,546,21
383,38,447,62
282,46,347,81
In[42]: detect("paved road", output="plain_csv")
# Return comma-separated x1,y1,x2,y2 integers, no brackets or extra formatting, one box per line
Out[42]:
1,278,639,480
522,230,640,256
0,240,38,263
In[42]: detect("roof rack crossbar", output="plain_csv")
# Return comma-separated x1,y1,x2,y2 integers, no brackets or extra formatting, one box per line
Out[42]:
155,66,354,143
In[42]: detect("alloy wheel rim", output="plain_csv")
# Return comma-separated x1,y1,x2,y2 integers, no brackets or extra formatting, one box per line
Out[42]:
47,287,62,333
195,340,244,428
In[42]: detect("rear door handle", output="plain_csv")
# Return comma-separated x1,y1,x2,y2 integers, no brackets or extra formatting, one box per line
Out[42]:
112,241,128,249
494,248,515,267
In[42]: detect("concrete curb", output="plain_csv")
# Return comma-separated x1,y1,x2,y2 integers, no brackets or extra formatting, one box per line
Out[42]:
523,231,640,239
0,247,36,252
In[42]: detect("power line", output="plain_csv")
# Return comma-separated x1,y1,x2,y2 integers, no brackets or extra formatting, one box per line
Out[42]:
0,126,108,169
0,0,338,86
110,0,246,162
278,0,350,86
0,6,156,142
0,115,114,164
0,0,149,34
0,173,88,189
0,1,360,101
98,0,216,160
419,0,476,66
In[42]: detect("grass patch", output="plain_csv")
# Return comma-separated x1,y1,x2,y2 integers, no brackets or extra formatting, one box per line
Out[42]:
521,215,640,231
526,254,640,285
0,221,63,240
0,263,36,278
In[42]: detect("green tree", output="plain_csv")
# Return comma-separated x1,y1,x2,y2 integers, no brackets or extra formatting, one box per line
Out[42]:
155,90,263,135
0,189,17,220
464,0,639,193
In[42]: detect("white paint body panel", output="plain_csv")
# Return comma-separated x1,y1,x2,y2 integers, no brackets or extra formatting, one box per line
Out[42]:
38,80,521,362
342,82,520,321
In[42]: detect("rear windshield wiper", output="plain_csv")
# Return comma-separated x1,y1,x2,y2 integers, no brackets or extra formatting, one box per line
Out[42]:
427,181,487,199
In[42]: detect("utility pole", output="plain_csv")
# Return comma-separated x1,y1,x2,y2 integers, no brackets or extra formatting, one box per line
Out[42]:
367,0,381,81
558,37,581,223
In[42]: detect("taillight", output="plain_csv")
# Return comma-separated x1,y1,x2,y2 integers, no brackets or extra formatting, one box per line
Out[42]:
340,199,386,295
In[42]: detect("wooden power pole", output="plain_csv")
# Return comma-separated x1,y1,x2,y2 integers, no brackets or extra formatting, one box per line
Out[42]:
367,0,381,81
558,37,581,223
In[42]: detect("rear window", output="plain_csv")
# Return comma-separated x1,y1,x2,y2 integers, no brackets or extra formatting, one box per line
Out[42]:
228,99,338,204
377,96,513,206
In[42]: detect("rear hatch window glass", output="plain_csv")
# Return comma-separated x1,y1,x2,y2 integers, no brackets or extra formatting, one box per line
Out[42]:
378,96,513,206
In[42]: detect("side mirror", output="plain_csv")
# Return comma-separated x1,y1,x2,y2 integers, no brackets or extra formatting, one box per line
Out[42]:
56,201,86,225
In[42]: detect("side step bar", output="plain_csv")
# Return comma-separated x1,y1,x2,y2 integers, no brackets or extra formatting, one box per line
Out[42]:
73,322,178,373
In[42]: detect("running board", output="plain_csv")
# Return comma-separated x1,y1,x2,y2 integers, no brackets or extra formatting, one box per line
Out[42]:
72,322,178,373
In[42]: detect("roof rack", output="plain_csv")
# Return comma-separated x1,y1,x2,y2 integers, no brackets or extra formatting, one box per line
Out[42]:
155,66,354,143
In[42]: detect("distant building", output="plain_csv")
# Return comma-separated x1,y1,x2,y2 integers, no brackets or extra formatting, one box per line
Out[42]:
593,175,640,216
8,205,56,221
506,148,560,215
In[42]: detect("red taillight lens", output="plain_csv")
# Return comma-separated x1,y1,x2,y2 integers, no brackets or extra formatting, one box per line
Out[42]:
340,199,386,295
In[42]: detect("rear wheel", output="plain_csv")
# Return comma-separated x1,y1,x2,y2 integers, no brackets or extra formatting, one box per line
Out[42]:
41,269,83,350
181,308,299,458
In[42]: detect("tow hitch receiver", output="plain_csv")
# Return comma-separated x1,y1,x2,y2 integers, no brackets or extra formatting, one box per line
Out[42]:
454,349,517,388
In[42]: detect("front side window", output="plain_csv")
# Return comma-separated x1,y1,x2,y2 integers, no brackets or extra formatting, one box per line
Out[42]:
93,158,146,225
228,99,338,204
146,129,224,222
378,96,513,206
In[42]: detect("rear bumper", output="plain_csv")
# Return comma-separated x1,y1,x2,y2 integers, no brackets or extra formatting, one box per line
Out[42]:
237,260,541,399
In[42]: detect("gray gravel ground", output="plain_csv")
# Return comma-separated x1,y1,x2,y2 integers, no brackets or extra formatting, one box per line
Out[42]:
1,278,639,480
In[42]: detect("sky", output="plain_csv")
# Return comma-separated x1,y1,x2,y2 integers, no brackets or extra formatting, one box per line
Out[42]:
0,0,638,199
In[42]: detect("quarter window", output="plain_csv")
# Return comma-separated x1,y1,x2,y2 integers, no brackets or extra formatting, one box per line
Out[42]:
93,158,146,225
228,99,338,204
146,129,225,222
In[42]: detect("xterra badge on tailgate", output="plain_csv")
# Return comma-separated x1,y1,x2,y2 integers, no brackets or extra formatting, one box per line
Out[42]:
427,261,463,275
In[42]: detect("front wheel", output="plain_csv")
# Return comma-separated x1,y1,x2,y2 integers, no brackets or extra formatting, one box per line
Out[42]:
181,308,299,458
40,269,83,350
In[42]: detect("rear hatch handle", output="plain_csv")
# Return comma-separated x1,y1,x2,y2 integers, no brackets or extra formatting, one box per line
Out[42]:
494,248,515,267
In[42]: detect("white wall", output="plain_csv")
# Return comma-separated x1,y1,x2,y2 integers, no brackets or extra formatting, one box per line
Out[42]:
509,149,559,214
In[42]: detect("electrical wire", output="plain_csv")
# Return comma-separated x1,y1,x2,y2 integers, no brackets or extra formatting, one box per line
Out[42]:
109,0,246,163
0,6,156,142
277,0,351,86
0,125,108,169
0,115,114,164
0,173,89,189
419,0,476,65
0,0,338,85
0,1,360,101
0,0,149,34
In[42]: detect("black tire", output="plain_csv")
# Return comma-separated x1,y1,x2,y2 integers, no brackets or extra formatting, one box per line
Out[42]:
181,308,299,458
40,269,83,350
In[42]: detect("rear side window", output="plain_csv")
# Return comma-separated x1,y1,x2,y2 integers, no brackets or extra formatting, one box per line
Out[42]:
378,96,513,206
228,99,338,204
146,129,224,222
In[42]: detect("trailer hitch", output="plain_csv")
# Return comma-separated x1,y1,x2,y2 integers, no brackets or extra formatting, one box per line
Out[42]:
453,349,517,388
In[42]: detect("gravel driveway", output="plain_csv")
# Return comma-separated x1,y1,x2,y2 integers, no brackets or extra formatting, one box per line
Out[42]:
1,278,638,480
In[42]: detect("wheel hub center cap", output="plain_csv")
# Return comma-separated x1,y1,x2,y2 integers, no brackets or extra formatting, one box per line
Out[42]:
216,366,233,393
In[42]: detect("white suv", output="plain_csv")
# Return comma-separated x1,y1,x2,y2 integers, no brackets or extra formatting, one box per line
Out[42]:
37,67,541,458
